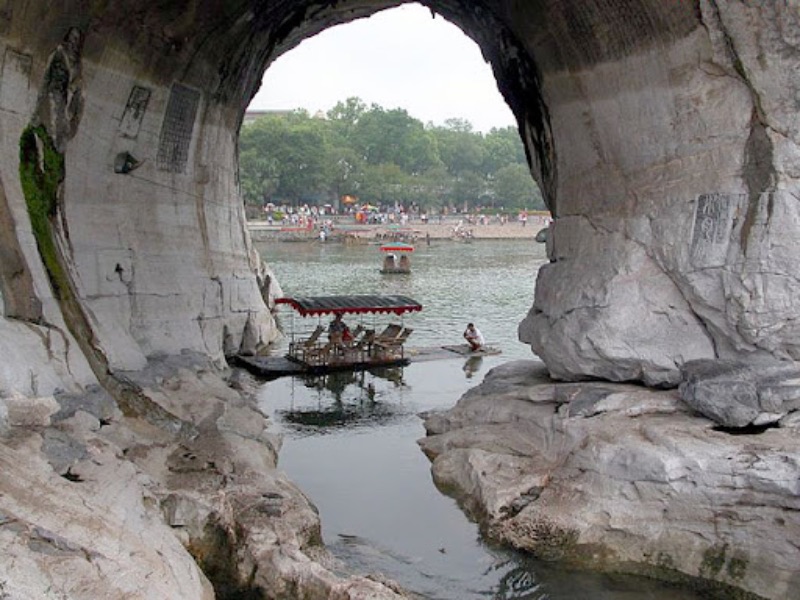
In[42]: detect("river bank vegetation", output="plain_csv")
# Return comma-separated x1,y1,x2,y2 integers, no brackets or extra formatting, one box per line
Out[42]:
239,97,544,214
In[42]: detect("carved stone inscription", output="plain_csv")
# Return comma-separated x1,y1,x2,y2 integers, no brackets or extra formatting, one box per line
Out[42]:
690,193,743,267
119,85,151,139
156,83,200,173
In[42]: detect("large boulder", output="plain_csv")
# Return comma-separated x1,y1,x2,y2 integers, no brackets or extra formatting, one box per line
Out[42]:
519,217,716,387
420,361,800,600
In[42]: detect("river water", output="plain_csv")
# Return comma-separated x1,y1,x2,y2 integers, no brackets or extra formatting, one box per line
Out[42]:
254,239,703,600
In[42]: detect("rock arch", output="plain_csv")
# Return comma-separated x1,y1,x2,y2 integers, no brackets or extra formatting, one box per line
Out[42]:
1,3,799,598
2,1,797,398
0,0,800,398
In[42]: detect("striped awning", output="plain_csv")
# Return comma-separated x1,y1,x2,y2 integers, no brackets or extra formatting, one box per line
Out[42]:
275,295,422,317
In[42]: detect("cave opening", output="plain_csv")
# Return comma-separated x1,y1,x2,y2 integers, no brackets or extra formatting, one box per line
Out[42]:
238,2,538,221
237,2,548,362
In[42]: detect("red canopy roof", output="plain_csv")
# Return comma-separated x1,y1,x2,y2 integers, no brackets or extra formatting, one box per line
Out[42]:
380,243,414,253
275,295,422,317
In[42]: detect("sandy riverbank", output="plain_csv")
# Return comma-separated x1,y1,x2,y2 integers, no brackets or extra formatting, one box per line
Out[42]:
248,217,549,241
393,219,547,240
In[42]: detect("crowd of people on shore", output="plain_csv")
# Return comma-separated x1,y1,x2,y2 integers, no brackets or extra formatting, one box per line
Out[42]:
249,201,551,244
255,201,549,230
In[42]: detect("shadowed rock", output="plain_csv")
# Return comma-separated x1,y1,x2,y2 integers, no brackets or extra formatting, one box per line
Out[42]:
680,359,800,429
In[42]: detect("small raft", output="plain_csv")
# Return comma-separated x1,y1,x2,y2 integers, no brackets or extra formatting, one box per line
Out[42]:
234,344,501,379
233,294,503,380
439,344,502,357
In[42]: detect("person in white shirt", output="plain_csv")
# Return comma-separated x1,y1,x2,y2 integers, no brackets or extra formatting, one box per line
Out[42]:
463,323,485,352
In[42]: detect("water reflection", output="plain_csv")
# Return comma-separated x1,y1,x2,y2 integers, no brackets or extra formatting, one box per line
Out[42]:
257,242,707,600
275,367,409,435
462,355,484,379
488,559,546,600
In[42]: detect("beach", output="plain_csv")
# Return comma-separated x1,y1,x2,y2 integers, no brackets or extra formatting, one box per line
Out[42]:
248,215,549,242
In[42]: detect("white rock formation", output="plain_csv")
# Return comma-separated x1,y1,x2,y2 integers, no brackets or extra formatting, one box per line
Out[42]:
519,0,800,383
420,361,800,600
0,432,216,600
0,355,407,599
519,216,716,387
1,1,799,597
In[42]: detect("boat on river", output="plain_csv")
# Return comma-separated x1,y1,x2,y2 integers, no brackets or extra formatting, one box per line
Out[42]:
380,242,414,274
236,295,421,377
234,294,500,379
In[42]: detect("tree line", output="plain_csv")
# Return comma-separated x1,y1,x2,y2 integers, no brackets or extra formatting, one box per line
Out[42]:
238,97,545,213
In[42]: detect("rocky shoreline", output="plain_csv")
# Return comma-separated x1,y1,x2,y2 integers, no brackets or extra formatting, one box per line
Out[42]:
418,360,800,600
5,353,797,599
0,354,409,599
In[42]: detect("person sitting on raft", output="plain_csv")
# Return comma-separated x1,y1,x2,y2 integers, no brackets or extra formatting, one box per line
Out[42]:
463,322,485,352
328,313,352,348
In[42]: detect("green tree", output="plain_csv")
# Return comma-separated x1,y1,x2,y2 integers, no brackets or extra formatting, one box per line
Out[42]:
492,164,544,210
239,112,331,204
327,97,367,135
359,163,410,206
413,165,452,211
450,170,487,209
351,106,441,174
431,121,486,177
239,148,279,205
482,126,526,176
238,99,543,214
327,144,363,199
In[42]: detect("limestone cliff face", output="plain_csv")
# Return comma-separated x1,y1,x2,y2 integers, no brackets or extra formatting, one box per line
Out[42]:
517,1,800,384
0,5,285,402
0,0,796,406
0,1,798,598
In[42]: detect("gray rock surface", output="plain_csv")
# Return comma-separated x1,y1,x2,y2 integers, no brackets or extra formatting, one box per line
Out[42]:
519,220,716,386
0,1,798,597
420,361,800,600
517,0,800,383
0,357,407,599
680,358,800,428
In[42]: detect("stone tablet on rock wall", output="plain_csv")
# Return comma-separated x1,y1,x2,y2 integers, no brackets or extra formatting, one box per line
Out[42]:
157,83,201,173
690,193,741,267
119,85,151,139
0,48,31,111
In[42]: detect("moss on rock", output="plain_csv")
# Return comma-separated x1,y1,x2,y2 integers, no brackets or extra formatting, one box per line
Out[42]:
19,124,195,438
18,124,68,300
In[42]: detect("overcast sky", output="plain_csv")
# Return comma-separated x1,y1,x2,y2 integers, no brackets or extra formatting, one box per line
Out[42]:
248,3,516,133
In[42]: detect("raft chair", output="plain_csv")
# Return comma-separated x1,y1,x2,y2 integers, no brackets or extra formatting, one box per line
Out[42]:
304,340,334,366
375,323,403,344
355,329,376,362
346,324,364,346
291,324,324,362
338,325,365,361
374,327,413,360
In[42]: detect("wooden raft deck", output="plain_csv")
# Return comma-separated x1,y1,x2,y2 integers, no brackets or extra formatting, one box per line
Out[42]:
233,344,501,379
